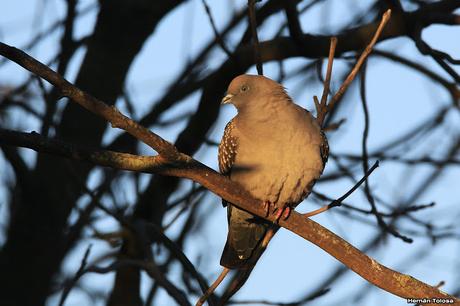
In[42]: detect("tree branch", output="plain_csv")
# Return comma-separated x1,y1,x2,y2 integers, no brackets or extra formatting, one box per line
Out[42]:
200,0,233,58
326,9,392,119
0,42,180,161
247,0,263,75
315,37,337,126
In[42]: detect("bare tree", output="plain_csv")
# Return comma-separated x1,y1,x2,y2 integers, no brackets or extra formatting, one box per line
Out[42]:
0,1,459,306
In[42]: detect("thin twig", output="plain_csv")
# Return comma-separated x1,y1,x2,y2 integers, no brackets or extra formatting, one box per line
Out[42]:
371,50,459,105
303,160,379,217
58,244,92,306
84,258,191,306
320,37,337,107
196,268,230,306
323,118,346,132
201,0,233,58
360,64,372,207
327,9,392,114
360,65,412,243
313,191,436,218
247,0,263,75
341,152,460,166
315,37,337,126
228,288,329,305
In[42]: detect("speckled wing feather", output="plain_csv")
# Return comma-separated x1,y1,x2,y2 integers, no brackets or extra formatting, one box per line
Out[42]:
218,119,237,177
320,131,329,166
218,119,237,209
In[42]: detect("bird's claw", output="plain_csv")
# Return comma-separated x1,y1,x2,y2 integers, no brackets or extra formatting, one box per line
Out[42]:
263,201,274,217
273,206,292,223
263,202,292,223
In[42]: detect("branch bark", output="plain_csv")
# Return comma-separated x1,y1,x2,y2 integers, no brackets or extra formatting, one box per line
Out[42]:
0,43,458,305
0,42,180,161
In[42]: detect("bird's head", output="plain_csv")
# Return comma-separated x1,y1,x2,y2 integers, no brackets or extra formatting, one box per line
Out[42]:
222,74,286,111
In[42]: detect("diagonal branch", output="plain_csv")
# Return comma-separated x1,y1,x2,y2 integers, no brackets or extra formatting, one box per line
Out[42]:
0,42,180,161
315,9,391,127
304,160,379,218
315,36,337,126
200,0,233,58
314,9,392,129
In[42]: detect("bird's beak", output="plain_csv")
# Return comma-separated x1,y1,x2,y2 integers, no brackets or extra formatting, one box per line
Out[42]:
221,93,234,105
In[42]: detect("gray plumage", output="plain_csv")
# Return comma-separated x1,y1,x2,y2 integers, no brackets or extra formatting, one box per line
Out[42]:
219,74,328,269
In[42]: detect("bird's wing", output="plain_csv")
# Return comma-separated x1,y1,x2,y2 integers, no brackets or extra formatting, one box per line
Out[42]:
218,119,237,176
320,131,329,166
304,108,329,167
218,118,270,269
218,118,237,209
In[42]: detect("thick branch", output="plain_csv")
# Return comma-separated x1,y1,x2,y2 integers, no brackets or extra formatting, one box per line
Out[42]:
0,42,180,161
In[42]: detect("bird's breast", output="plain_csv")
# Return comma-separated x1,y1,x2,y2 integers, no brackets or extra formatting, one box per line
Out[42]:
232,115,324,205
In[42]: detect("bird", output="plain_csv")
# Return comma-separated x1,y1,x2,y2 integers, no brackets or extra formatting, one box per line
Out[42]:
218,74,328,270
196,74,328,306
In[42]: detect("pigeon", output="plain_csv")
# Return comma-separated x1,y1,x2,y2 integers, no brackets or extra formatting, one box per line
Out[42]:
218,74,328,269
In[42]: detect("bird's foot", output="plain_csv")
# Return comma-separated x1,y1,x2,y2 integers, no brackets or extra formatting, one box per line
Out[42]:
273,206,292,223
262,201,274,217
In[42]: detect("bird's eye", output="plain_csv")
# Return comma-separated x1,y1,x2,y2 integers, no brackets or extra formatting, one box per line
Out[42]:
241,85,249,92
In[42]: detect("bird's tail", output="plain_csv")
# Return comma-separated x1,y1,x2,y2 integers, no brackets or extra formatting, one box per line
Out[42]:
220,205,271,269
219,227,278,305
